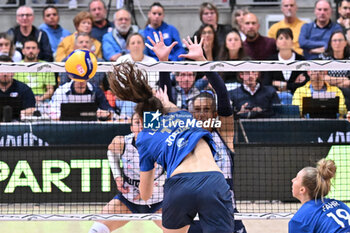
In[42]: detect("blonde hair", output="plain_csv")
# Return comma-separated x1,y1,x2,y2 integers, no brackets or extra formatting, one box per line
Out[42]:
302,159,336,201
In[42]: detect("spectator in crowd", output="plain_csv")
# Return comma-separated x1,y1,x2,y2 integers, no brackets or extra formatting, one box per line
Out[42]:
89,0,114,43
13,39,55,103
267,0,305,55
292,70,347,117
59,32,105,87
143,2,185,61
102,9,139,62
49,79,113,120
0,32,22,62
8,6,53,62
158,70,200,110
262,28,309,104
229,71,280,119
218,28,247,84
39,6,71,56
195,24,220,61
299,0,342,60
56,11,102,62
231,7,249,41
337,0,350,43
243,13,277,60
0,55,35,119
116,32,158,87
319,30,350,109
194,2,232,47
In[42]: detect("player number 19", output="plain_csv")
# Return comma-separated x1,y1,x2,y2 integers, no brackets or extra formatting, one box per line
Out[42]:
326,209,350,228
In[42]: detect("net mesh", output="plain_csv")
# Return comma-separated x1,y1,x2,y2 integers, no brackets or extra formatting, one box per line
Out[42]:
0,61,349,221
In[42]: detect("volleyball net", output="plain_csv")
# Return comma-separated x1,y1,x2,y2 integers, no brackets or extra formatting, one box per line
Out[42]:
0,61,349,221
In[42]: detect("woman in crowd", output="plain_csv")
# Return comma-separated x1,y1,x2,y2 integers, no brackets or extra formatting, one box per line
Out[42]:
289,159,350,232
108,33,235,233
217,28,247,84
196,24,219,61
194,2,232,47
0,33,22,62
231,7,249,41
319,30,350,109
88,113,165,233
55,11,102,62
261,28,309,104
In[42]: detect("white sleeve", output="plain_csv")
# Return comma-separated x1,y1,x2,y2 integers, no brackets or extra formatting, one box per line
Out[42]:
107,150,122,178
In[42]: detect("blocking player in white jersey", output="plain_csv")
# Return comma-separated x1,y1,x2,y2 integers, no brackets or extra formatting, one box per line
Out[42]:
89,113,165,233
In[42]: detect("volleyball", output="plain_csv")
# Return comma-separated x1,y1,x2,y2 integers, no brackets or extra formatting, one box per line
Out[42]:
65,49,97,82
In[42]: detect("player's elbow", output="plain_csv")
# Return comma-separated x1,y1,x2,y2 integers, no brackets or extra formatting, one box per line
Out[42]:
140,192,152,201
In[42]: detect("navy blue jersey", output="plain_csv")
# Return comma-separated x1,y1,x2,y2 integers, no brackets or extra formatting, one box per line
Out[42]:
137,110,216,178
289,198,350,233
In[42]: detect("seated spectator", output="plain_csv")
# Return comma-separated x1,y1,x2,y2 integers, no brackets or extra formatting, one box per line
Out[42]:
0,32,22,62
13,39,55,104
319,30,350,109
7,6,53,62
337,0,350,43
0,55,35,120
195,24,220,61
261,28,309,104
59,32,105,87
39,6,71,57
158,71,200,110
116,32,158,88
56,11,102,62
217,28,247,84
142,2,185,61
292,70,347,117
89,0,114,43
267,0,305,55
232,7,249,41
229,71,280,118
243,13,277,60
102,8,139,62
299,0,342,60
193,2,232,47
49,79,113,120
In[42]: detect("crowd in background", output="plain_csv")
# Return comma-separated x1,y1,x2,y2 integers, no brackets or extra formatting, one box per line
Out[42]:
1,0,350,121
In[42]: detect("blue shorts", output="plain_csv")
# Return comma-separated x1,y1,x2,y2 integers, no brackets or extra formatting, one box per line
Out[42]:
114,193,162,213
162,171,235,233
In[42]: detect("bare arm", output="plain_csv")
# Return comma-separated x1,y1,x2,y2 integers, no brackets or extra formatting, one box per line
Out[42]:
139,168,156,201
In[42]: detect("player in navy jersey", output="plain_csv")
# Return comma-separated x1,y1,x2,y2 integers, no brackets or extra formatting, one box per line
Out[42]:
88,113,165,233
289,159,350,233
108,33,235,233
153,32,246,232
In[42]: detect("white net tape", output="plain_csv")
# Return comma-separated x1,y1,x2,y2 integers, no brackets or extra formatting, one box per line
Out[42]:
0,60,350,72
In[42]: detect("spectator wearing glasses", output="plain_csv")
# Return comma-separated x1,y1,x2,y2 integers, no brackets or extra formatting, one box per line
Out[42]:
39,6,71,56
195,24,220,61
102,8,139,62
89,0,114,43
7,6,53,62
194,2,232,47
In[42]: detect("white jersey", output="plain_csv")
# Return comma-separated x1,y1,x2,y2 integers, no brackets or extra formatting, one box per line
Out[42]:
120,133,165,205
212,131,233,180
